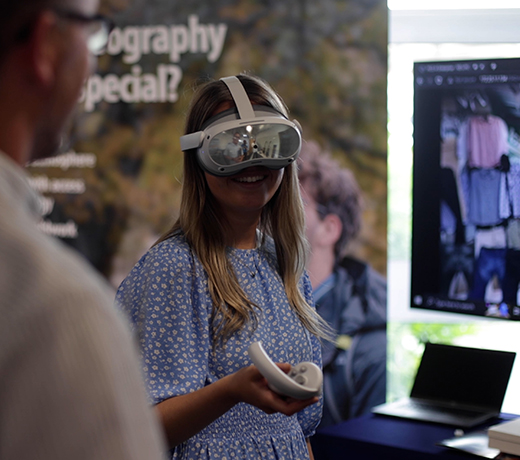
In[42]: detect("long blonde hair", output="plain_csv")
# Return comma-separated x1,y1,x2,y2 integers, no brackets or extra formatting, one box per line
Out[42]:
157,74,332,345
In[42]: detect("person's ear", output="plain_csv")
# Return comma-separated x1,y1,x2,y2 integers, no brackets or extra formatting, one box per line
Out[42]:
27,11,61,88
319,213,342,247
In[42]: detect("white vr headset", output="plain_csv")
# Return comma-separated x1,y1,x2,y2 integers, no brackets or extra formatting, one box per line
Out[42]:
180,76,302,177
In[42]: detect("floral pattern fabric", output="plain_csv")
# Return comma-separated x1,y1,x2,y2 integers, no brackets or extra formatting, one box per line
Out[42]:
115,233,323,459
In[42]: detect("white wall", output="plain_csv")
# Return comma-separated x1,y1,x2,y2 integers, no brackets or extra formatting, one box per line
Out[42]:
387,6,520,413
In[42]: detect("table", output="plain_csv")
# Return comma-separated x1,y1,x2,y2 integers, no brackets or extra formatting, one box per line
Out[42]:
311,413,518,460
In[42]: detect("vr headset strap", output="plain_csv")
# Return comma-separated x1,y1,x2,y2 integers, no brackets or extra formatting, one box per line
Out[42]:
220,76,255,120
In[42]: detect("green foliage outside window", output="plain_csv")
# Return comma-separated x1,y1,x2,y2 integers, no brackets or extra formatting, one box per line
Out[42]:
387,321,480,402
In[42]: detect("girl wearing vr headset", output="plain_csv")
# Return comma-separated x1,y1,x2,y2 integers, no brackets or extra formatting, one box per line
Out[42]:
116,74,332,460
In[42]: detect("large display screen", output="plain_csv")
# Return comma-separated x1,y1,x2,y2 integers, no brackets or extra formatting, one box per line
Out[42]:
412,57,520,320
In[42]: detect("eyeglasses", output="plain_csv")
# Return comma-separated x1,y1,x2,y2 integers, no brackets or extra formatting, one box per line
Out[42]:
302,198,330,219
52,9,115,55
315,202,331,219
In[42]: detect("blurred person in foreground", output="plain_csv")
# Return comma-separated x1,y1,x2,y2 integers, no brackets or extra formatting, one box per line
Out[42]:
298,140,387,428
0,0,166,458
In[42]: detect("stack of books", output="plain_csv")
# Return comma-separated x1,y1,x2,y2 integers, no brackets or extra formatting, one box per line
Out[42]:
489,417,520,456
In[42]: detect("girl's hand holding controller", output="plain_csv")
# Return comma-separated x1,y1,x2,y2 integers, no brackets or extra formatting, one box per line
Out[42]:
224,362,319,417
247,341,323,400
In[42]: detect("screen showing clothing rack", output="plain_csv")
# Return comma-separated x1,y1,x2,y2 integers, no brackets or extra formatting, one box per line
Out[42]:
412,57,520,321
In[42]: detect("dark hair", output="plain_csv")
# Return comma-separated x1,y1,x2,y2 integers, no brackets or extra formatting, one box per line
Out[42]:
298,140,363,260
0,0,67,63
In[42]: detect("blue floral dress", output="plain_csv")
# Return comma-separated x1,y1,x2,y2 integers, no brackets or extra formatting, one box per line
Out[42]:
115,233,323,459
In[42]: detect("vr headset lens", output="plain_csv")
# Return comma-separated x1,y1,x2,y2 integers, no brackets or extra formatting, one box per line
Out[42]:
180,76,303,176
206,123,300,167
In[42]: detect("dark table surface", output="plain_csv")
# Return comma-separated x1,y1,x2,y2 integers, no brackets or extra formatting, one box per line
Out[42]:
311,412,519,460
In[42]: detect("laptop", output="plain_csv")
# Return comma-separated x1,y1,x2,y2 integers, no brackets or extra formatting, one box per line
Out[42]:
372,342,516,428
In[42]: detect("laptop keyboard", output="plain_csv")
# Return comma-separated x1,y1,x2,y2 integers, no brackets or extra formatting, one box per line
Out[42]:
409,400,486,418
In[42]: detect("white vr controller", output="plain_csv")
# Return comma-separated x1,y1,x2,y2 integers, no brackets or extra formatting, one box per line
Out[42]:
248,341,323,400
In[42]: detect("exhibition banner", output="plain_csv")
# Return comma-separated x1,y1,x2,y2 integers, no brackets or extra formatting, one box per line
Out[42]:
26,0,388,287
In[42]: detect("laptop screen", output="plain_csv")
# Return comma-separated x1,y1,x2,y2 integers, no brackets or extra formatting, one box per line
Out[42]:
411,343,516,411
